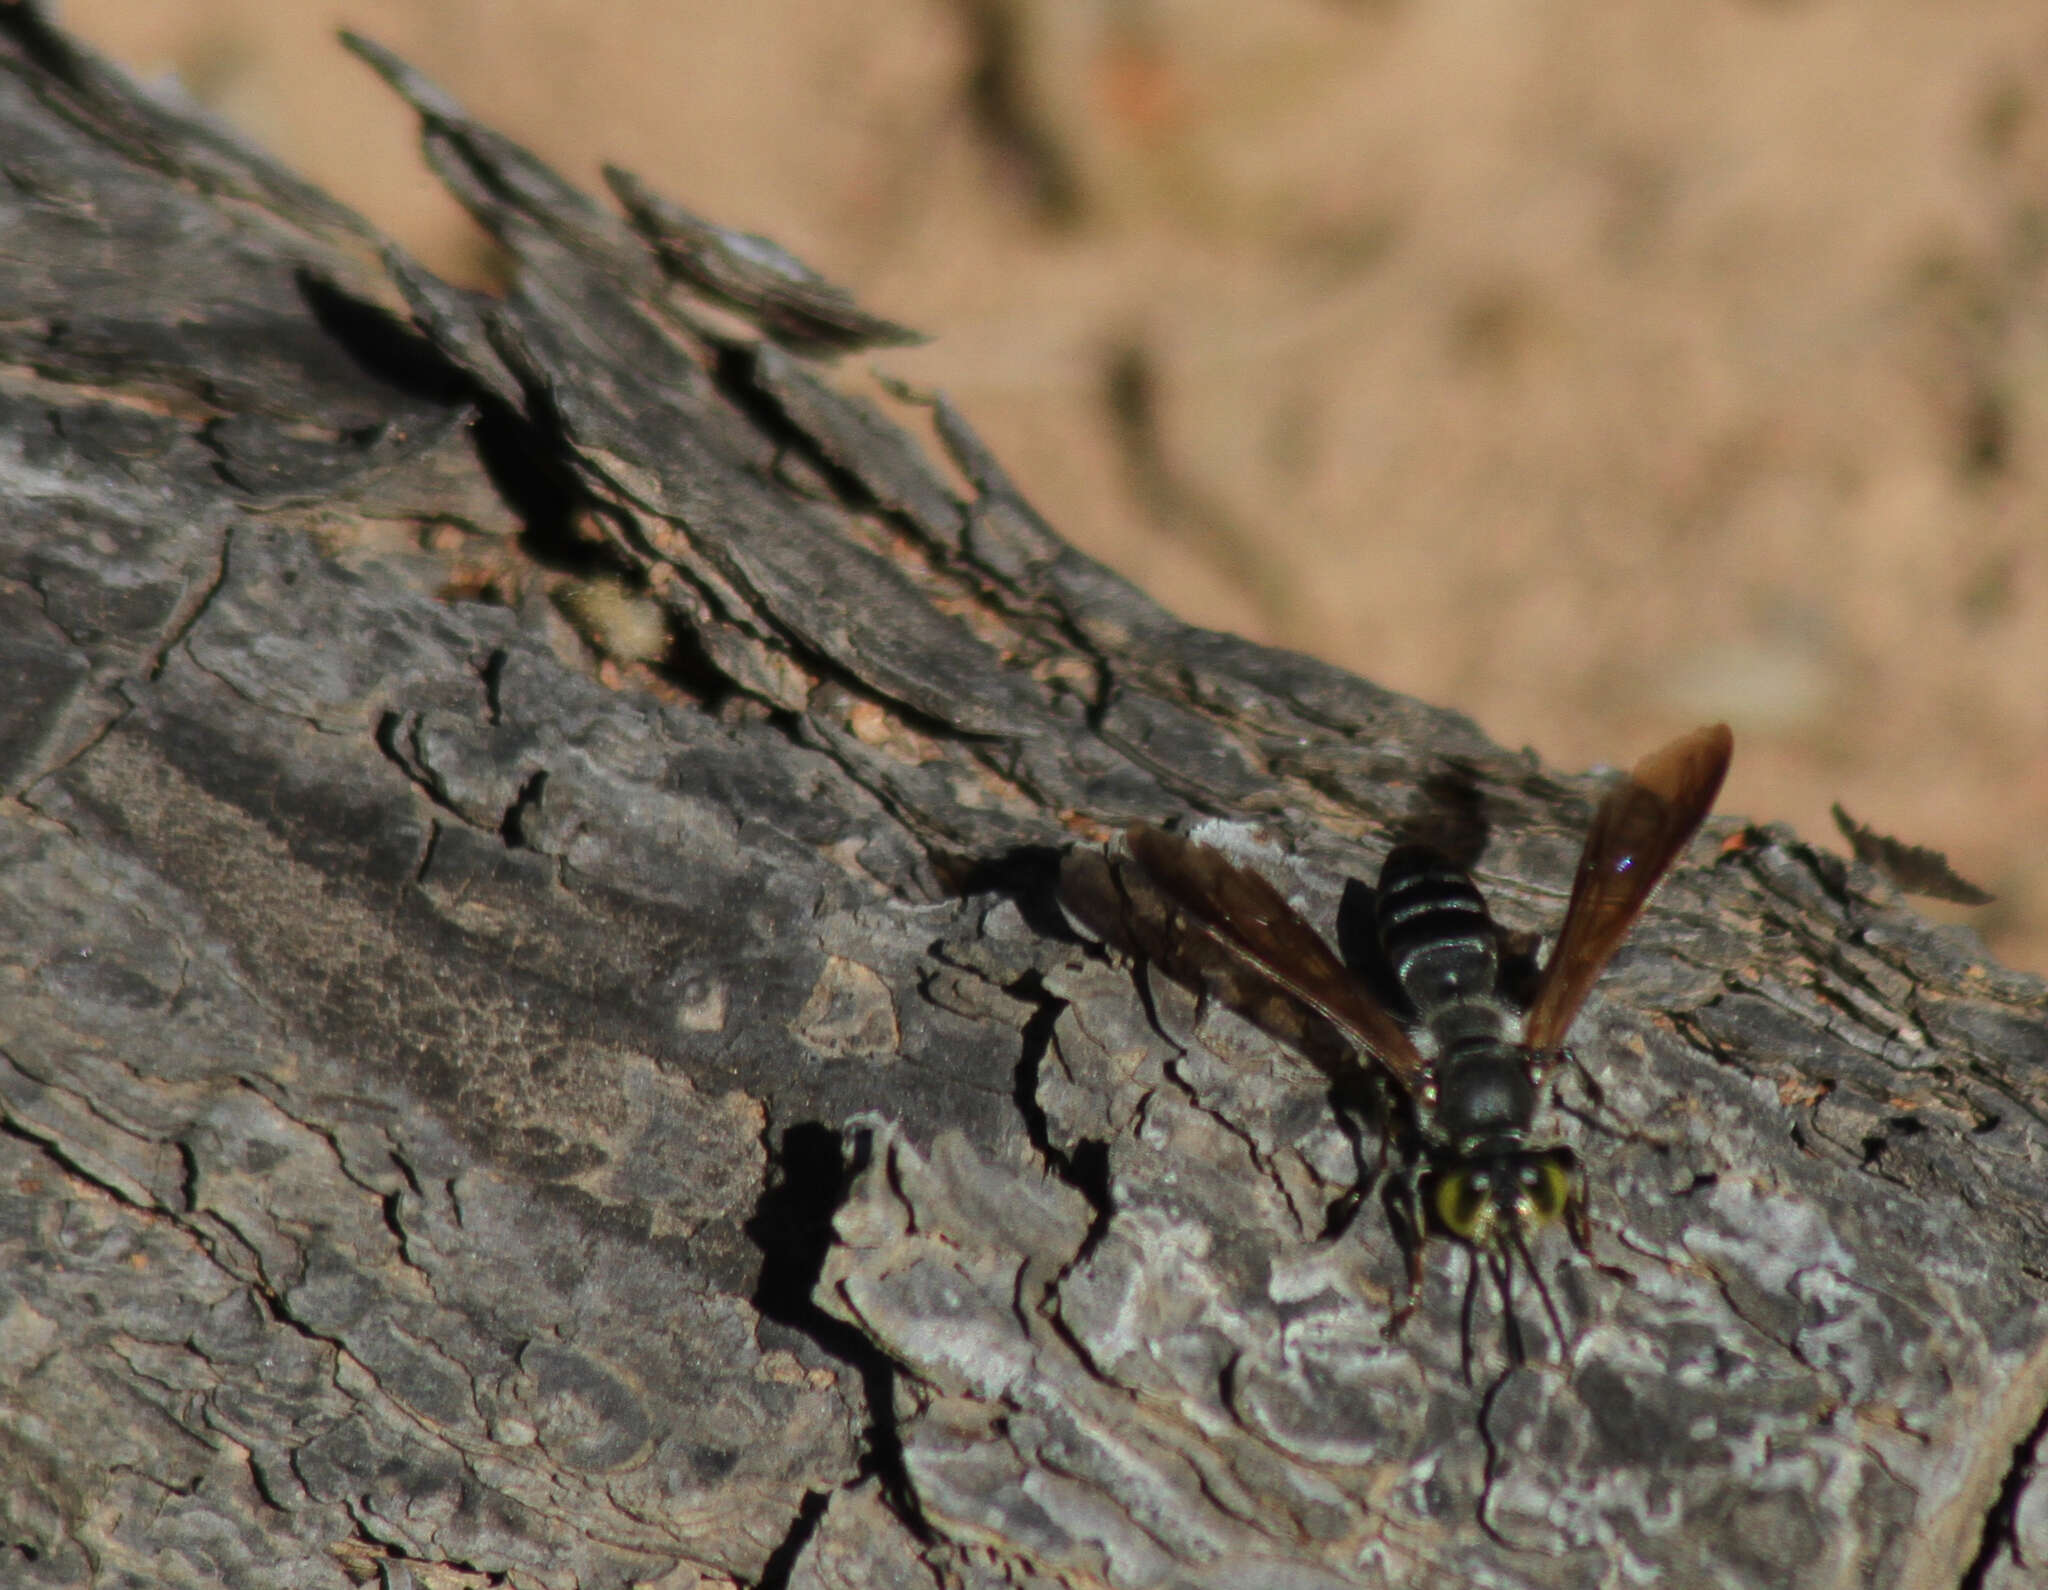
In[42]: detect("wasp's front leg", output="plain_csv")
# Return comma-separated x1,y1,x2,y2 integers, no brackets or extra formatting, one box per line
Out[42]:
1381,1162,1430,1338
1565,1173,1634,1286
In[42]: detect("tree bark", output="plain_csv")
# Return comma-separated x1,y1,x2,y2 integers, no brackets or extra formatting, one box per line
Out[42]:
1,9,2044,1587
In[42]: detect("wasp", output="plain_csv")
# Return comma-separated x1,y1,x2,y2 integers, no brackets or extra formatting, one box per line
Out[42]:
1060,724,1733,1362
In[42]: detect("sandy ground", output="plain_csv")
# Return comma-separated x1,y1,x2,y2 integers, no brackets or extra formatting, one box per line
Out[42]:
60,0,2048,975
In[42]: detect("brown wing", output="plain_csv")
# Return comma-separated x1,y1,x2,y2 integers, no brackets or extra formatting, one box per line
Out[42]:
1116,824,1433,1099
1523,723,1733,1049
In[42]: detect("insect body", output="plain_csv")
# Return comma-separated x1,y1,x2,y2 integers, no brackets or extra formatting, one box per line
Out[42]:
1375,844,1575,1261
1061,724,1733,1357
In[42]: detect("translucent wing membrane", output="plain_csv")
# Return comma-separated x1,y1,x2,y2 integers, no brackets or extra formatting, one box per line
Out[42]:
1522,723,1733,1051
1106,825,1433,1099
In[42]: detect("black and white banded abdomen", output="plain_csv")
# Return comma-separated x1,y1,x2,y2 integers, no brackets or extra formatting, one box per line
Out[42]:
1375,845,1504,1018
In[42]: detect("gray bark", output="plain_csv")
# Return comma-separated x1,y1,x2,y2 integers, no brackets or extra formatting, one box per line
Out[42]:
1,9,2044,1587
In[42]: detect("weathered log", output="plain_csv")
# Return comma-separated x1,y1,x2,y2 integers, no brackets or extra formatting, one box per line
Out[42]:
1,8,2044,1587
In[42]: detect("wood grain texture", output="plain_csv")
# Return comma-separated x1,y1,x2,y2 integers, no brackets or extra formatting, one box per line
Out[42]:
0,9,2044,1587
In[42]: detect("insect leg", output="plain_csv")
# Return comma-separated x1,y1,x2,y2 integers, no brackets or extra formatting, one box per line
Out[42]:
1532,1044,1644,1146
1551,1045,1684,1154
1566,1173,1595,1253
1320,1076,1385,1239
1566,1177,1636,1286
1382,1162,1429,1338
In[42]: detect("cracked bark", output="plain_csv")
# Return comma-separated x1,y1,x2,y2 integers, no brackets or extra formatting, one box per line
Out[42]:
0,9,2045,1588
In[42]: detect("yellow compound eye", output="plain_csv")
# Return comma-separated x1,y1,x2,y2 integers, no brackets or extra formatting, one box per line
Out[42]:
1434,1170,1493,1239
1516,1158,1572,1225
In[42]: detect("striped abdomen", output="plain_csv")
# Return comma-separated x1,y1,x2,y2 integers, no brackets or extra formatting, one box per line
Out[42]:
1375,845,1504,1019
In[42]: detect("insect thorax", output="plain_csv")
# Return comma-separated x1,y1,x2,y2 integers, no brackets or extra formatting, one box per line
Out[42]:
1432,1044,1539,1147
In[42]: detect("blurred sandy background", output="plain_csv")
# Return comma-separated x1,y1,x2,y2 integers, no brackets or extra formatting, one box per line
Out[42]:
61,0,2048,973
